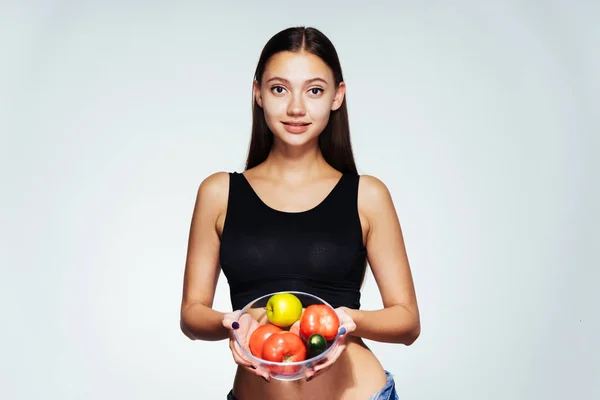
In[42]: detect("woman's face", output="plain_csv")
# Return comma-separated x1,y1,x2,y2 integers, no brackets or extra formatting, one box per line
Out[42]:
254,51,346,148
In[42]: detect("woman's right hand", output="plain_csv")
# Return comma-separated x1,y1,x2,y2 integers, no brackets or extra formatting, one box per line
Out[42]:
222,311,271,381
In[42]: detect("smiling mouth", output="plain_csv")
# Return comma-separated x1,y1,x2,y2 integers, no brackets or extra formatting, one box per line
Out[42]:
282,122,311,126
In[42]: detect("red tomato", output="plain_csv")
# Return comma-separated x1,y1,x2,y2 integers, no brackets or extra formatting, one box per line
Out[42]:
299,304,340,341
261,331,307,362
249,324,282,357
261,332,307,375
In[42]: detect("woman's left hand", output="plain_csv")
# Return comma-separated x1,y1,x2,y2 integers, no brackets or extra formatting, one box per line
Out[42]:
304,307,357,382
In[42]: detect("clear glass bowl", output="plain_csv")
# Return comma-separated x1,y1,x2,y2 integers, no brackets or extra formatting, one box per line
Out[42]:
232,291,342,381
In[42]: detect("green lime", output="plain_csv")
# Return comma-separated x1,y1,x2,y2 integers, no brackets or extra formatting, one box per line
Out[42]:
307,334,328,358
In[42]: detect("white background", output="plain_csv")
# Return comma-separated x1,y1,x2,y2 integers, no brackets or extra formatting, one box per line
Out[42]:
1,1,598,399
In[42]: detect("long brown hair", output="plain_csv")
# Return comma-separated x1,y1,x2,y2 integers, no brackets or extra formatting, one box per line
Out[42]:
245,27,358,175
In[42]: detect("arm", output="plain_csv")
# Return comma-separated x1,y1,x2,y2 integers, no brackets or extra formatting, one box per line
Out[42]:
180,172,231,341
347,175,421,345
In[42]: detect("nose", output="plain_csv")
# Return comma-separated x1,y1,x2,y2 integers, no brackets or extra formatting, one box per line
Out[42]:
287,94,306,116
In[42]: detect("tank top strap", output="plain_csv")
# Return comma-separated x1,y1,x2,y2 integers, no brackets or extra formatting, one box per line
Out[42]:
225,171,262,218
323,173,360,214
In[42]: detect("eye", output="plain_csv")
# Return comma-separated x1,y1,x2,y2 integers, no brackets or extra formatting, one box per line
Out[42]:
308,87,324,96
271,85,287,95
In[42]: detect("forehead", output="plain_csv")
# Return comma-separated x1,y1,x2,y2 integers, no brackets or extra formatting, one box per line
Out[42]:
263,51,334,83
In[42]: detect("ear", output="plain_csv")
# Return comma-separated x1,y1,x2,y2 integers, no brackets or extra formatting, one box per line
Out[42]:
253,80,263,108
331,82,346,111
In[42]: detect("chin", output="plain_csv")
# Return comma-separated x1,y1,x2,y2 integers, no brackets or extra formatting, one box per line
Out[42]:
273,131,320,148
269,123,324,148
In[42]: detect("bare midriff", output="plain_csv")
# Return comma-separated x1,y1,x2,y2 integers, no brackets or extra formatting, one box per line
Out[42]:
231,336,389,400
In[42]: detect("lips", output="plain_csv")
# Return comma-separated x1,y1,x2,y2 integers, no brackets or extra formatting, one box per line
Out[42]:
282,121,311,134
283,122,310,126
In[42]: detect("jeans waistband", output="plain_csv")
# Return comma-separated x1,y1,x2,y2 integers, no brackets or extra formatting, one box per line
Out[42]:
227,370,397,400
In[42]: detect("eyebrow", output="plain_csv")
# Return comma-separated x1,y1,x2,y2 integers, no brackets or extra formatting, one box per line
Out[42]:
265,76,329,85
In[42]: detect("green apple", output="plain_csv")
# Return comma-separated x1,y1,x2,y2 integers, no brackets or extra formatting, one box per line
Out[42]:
265,293,303,327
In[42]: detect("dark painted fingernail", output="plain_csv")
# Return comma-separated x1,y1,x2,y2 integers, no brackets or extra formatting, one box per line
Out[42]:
232,321,239,330
249,365,256,369
262,376,269,383
306,376,313,382
338,327,347,335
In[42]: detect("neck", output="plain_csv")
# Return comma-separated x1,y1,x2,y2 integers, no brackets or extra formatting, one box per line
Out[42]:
262,140,329,182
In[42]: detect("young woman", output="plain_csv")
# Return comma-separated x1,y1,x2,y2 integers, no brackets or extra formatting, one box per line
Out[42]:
180,26,420,400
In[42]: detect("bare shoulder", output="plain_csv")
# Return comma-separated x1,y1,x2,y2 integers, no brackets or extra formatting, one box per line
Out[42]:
358,174,394,211
357,174,398,234
196,171,230,211
198,171,229,194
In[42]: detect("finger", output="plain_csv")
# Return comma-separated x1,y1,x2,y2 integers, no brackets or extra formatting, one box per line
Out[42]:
255,365,271,381
306,341,347,381
313,351,338,373
222,316,233,328
237,315,259,348
230,348,251,368
309,365,332,381
304,367,313,381
314,340,347,373
234,347,269,381
343,320,357,333
306,361,333,381
231,340,256,369
305,371,316,381
222,311,241,329
237,313,256,333
233,339,252,362
247,315,260,333
236,343,270,381
338,318,356,333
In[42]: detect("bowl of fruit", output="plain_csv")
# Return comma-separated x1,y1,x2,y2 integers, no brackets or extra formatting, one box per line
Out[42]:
232,291,342,381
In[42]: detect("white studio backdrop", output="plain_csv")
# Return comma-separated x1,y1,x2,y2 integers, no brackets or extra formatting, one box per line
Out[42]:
1,1,598,399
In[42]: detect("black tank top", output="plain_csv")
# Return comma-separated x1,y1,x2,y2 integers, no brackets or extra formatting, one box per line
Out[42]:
219,172,367,310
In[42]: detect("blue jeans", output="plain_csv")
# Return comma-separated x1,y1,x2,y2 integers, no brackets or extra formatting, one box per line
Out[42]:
369,370,399,400
227,370,398,399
